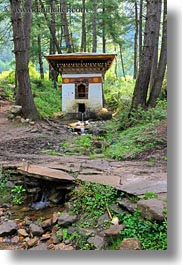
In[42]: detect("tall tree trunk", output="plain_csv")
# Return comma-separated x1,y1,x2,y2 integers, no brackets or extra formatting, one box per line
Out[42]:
114,47,118,77
139,0,143,67
35,0,44,79
60,0,72,53
10,0,39,120
92,0,97,53
81,0,86,52
39,0,61,54
23,0,32,62
131,0,161,110
102,0,106,53
50,0,58,85
119,44,126,81
148,0,167,107
150,0,162,90
133,0,138,79
50,0,56,53
37,34,44,80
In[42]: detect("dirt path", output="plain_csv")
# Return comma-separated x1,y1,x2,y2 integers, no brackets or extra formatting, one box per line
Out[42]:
0,100,167,196
0,100,72,165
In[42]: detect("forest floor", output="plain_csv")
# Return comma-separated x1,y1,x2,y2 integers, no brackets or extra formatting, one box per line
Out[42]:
0,99,167,180
0,99,167,184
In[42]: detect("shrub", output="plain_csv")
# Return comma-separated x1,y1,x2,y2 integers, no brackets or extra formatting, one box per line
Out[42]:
117,210,167,250
104,75,134,112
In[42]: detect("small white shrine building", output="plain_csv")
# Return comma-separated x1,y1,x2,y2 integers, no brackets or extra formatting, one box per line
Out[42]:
46,53,115,115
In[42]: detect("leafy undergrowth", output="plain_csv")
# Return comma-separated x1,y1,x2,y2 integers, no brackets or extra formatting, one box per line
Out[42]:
69,100,167,161
32,80,62,118
68,182,167,250
103,100,167,160
0,68,62,118
104,120,166,160
111,210,167,250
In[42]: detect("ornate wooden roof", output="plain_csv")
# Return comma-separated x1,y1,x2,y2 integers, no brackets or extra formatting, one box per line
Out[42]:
45,53,116,74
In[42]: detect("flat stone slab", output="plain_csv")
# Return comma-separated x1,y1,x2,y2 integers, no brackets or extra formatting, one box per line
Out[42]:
80,168,103,175
81,159,111,172
18,164,74,181
118,179,167,195
78,174,121,187
48,163,81,173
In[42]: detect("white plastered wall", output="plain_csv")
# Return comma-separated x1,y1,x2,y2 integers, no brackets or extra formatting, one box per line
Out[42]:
62,73,103,113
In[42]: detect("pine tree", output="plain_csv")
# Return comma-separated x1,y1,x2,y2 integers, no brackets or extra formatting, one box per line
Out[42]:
10,0,39,120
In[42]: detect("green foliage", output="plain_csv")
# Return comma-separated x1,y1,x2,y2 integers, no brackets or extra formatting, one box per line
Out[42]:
32,78,62,118
68,135,104,156
0,166,10,197
11,185,26,205
104,121,165,160
0,168,13,204
116,210,167,250
104,100,167,160
0,70,15,84
68,182,167,250
74,135,92,149
113,100,167,131
104,73,134,112
0,65,62,118
71,182,118,226
142,192,158,200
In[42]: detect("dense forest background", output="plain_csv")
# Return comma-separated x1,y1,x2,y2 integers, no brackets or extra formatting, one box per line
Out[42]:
0,0,138,75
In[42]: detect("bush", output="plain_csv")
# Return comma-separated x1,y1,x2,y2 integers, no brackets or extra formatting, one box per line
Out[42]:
104,74,135,112
117,210,167,250
71,182,117,225
0,65,62,118
33,84,62,118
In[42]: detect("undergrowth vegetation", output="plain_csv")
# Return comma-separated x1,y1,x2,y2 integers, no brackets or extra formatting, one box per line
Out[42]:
103,100,167,160
68,181,167,250
0,66,62,118
70,100,167,160
104,72,134,112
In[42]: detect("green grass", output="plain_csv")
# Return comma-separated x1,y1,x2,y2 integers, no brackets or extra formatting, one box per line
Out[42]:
116,210,167,250
32,79,62,118
104,74,135,112
0,67,62,118
104,121,165,160
103,100,167,160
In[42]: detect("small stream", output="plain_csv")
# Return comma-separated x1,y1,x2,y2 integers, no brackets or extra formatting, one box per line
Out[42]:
31,191,49,210
8,203,64,222
1,169,74,222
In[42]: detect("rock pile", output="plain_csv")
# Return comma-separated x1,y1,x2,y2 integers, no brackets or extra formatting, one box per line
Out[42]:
0,207,128,250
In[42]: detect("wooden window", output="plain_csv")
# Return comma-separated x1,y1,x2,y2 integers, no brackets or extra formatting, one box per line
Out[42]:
75,82,88,99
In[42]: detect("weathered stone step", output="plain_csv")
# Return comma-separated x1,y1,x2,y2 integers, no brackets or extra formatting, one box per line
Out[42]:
118,179,167,195
18,164,74,182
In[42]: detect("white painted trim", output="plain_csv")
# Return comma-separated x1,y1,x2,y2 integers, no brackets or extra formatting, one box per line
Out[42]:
62,73,102,78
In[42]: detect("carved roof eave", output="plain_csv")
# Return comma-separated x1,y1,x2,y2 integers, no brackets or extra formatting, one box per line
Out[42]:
45,53,116,74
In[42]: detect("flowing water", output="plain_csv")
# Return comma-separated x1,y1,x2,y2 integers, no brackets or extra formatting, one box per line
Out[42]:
81,112,86,135
81,112,84,123
31,191,49,210
9,204,64,222
80,127,85,135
